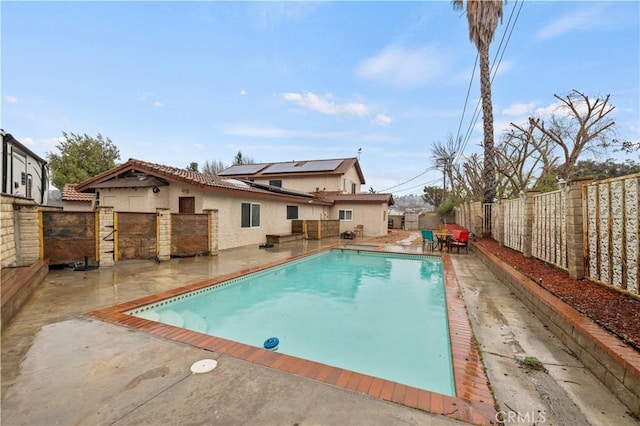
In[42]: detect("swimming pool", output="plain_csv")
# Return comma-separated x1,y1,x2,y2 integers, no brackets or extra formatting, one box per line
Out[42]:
128,250,454,396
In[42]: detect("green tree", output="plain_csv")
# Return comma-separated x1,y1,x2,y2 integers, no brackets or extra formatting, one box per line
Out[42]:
186,162,199,172
453,0,503,204
47,132,120,189
554,159,640,181
421,185,444,207
233,151,255,165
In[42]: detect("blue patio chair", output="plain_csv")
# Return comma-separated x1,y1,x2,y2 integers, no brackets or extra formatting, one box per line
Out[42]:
421,229,435,251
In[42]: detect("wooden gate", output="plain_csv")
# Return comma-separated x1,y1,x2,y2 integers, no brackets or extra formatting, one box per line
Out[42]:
171,214,209,256
42,211,97,266
116,212,157,260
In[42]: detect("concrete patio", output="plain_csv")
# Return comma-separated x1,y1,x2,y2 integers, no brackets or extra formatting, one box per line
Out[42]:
1,231,637,425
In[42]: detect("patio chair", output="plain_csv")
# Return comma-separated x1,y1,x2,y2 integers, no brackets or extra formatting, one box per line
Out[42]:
421,229,435,251
448,230,470,254
354,224,364,238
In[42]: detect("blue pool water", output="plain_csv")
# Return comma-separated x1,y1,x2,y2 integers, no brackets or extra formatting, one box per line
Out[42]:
129,250,455,396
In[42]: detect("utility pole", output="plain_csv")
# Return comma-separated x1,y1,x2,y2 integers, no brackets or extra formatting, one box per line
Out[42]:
436,152,455,203
436,158,447,201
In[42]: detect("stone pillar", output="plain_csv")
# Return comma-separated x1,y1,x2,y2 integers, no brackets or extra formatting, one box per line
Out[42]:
17,204,39,265
566,179,592,279
156,208,171,261
205,209,219,256
522,191,540,258
98,207,115,266
0,196,17,267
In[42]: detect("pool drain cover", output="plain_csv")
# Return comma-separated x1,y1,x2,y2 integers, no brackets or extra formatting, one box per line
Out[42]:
190,359,218,374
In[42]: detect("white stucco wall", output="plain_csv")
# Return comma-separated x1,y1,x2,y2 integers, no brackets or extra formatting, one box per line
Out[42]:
251,175,342,193
250,164,363,194
331,202,389,237
202,194,325,250
62,200,95,212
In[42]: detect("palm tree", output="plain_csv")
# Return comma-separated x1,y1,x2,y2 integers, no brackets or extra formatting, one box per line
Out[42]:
453,0,503,204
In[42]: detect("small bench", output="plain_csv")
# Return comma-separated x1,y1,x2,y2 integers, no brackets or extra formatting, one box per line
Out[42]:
266,233,304,244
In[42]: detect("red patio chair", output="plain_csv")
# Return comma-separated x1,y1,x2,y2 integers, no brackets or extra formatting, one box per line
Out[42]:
448,231,470,254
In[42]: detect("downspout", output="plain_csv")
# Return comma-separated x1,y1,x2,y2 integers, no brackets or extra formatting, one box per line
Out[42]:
2,136,7,193
40,162,48,204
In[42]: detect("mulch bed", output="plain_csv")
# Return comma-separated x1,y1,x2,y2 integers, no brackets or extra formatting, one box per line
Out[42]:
474,237,640,352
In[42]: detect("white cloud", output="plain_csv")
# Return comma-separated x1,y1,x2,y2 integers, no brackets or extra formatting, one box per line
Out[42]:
283,91,369,117
502,102,536,116
535,6,601,41
153,101,165,107
5,96,18,104
240,89,247,96
371,113,393,127
355,45,451,88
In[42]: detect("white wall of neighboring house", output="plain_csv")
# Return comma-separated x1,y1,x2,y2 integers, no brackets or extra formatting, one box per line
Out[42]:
62,200,95,212
1,134,49,205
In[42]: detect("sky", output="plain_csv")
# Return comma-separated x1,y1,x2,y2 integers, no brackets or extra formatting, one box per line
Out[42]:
2,1,639,195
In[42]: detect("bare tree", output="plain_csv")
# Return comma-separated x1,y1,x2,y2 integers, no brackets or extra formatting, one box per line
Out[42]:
202,160,227,175
431,134,463,196
498,120,557,196
452,153,484,201
529,90,616,180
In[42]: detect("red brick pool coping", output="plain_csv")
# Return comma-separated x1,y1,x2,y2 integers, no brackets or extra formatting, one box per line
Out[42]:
88,248,497,425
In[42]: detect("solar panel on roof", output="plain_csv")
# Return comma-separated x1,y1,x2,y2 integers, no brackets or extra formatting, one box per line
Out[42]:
218,164,266,175
263,159,343,174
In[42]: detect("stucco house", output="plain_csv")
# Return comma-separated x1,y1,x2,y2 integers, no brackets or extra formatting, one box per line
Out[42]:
218,158,394,236
68,157,393,250
1,130,49,205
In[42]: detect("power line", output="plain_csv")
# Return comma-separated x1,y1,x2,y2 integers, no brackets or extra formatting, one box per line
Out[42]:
382,1,525,194
378,166,438,192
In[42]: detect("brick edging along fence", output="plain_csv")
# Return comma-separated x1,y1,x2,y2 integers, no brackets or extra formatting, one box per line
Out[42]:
470,241,640,417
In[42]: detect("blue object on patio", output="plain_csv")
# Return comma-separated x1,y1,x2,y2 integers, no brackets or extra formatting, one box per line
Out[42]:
421,229,435,251
264,337,279,351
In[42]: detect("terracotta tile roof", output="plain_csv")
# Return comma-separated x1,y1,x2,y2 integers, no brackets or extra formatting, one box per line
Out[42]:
73,158,331,204
61,184,93,202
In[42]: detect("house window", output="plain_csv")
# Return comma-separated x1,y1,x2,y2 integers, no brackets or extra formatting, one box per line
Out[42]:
286,205,298,219
241,202,261,228
351,183,356,194
269,179,282,187
21,172,26,185
338,209,353,221
383,211,387,221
